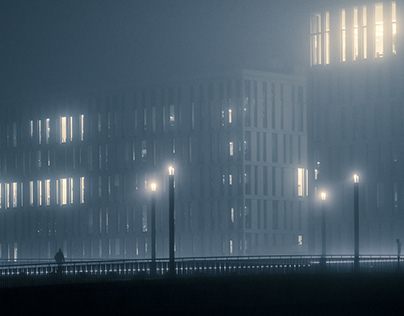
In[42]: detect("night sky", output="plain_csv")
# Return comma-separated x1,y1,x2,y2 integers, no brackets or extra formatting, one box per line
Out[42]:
1,0,327,102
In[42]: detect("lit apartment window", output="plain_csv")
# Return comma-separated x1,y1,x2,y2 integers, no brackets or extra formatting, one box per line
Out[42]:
80,114,84,141
5,183,9,209
141,140,147,160
60,116,67,143
169,104,175,126
298,235,303,246
353,7,359,61
29,120,34,139
375,3,384,58
229,174,233,185
12,182,17,208
80,177,85,204
229,142,234,156
45,179,50,206
45,118,50,144
30,181,33,206
341,9,346,62
392,1,397,55
362,6,368,59
69,177,74,204
69,116,73,141
325,12,330,64
132,142,136,161
230,240,233,254
97,113,102,133
228,109,232,123
298,168,305,197
60,178,67,205
230,207,235,223
37,180,42,206
310,13,322,65
38,119,42,144
142,205,148,232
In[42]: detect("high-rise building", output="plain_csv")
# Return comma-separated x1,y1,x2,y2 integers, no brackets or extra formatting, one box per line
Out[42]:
308,1,404,254
0,69,307,260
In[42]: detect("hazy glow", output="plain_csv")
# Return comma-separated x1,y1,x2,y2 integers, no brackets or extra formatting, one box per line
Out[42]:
354,174,360,183
363,6,367,59
151,183,157,192
325,12,330,64
341,9,346,62
321,192,327,201
392,1,397,55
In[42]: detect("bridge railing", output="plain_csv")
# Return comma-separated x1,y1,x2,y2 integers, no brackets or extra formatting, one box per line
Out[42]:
0,255,402,288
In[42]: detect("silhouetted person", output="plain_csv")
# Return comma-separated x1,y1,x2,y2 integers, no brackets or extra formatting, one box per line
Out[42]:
54,249,65,275
397,239,401,272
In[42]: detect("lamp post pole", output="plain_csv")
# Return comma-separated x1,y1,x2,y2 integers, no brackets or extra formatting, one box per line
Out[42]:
168,166,175,277
151,183,157,276
354,174,360,274
321,192,327,271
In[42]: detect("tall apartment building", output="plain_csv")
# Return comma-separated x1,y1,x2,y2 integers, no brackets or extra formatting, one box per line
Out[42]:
308,1,404,254
0,69,307,260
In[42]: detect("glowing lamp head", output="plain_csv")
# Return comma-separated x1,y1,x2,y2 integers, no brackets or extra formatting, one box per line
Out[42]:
151,183,157,192
353,174,360,183
169,166,175,176
321,192,327,201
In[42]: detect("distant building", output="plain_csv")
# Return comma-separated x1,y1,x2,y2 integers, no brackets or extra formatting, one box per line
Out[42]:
308,1,404,254
0,69,308,260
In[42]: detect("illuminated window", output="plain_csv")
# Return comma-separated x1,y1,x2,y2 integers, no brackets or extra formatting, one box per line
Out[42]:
375,3,384,58
362,6,368,59
38,119,42,144
325,12,330,64
341,9,346,62
60,117,67,143
45,179,50,206
142,205,148,232
80,177,85,204
45,118,50,144
310,13,322,65
60,178,67,205
392,1,397,55
297,168,305,197
80,114,84,141
229,174,233,185
353,7,359,61
30,181,33,206
69,116,73,141
37,180,42,206
169,104,175,126
228,109,232,123
12,182,17,208
132,142,136,161
69,177,73,204
230,240,233,254
298,235,303,246
229,141,234,156
141,140,147,160
29,120,34,139
230,207,235,223
5,183,9,209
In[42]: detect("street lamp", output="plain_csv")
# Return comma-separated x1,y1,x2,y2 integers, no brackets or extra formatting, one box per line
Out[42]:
150,183,157,276
321,192,327,271
353,174,360,273
168,166,175,276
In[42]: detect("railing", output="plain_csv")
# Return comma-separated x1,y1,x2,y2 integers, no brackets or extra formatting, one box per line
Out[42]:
0,255,402,288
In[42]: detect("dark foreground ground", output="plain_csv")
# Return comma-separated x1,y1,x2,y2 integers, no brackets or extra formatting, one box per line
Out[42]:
1,273,404,315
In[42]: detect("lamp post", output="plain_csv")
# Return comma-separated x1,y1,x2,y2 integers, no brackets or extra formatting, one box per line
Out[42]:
168,166,175,276
321,192,327,271
150,183,157,276
353,174,360,274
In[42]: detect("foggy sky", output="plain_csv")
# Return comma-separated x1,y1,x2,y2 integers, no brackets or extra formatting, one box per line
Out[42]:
1,0,326,102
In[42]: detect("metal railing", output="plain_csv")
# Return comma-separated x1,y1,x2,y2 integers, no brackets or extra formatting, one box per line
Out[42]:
0,255,402,288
